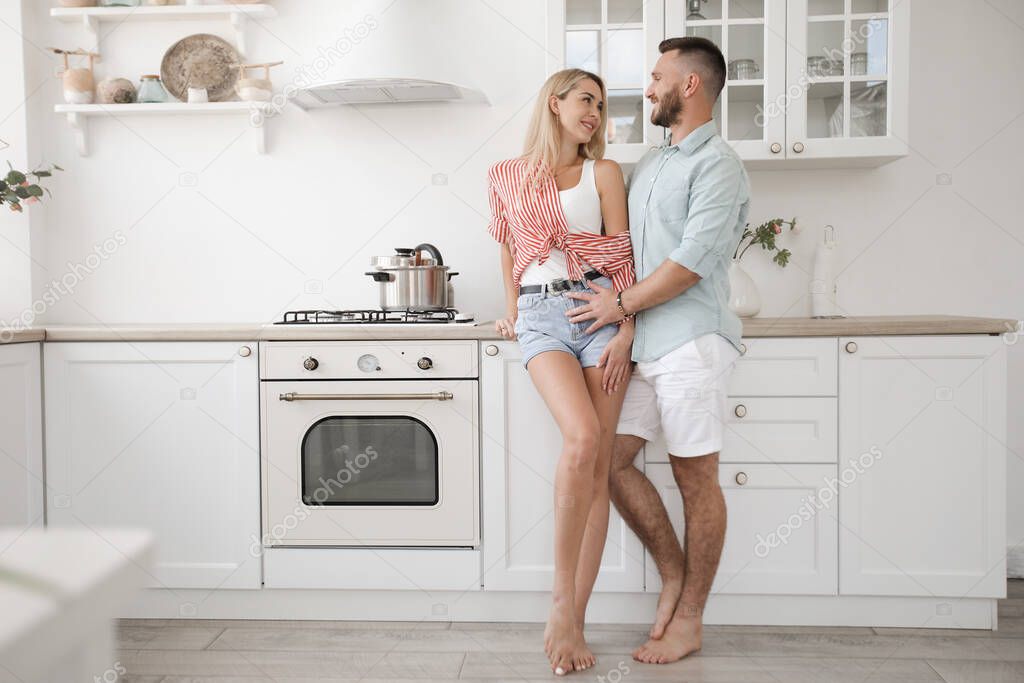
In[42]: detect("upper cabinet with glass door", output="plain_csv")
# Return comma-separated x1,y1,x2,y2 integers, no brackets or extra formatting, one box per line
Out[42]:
667,0,788,163
551,1,908,168
785,0,908,165
549,0,665,163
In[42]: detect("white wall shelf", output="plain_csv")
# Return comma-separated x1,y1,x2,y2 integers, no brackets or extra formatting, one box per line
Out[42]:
49,4,277,54
54,102,273,156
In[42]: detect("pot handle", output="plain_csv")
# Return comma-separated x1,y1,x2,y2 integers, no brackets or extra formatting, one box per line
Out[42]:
365,271,393,282
414,242,444,266
446,271,459,280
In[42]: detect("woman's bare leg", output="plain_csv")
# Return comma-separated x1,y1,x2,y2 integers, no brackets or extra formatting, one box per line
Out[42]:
573,367,629,638
527,350,602,675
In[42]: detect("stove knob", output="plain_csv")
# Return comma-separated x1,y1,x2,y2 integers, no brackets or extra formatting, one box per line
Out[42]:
303,357,319,371
417,357,433,370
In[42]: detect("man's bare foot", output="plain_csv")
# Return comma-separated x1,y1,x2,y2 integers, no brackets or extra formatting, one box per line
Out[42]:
650,573,683,639
633,613,702,664
545,602,594,674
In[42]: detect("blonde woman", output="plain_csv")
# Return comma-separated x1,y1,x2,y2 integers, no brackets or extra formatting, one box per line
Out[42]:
486,69,636,675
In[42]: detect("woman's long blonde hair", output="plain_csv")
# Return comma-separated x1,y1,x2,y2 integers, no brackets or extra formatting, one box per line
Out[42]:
519,68,608,196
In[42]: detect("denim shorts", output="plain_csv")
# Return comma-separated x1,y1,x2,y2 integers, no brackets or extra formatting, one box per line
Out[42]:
515,276,619,370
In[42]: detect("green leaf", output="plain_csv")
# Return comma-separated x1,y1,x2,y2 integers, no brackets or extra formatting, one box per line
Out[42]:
53,164,64,171
5,170,26,185
26,185,43,198
14,186,30,199
33,170,51,178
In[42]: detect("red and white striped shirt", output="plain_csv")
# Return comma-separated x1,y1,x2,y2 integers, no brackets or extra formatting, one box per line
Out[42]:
486,158,635,293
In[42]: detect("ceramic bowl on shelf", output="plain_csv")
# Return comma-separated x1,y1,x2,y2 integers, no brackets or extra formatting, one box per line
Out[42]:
96,77,137,104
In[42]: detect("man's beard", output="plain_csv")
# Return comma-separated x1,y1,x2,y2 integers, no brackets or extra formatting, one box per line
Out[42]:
650,88,684,128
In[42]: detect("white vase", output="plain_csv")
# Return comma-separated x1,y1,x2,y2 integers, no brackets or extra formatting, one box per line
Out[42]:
728,258,761,318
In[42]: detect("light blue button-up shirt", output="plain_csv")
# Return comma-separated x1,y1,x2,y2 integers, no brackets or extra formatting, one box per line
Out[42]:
628,120,751,363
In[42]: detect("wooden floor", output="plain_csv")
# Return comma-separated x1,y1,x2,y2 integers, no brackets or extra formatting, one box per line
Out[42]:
113,581,1024,682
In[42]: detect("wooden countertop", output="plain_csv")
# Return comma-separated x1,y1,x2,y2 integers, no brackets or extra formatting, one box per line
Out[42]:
4,315,1016,344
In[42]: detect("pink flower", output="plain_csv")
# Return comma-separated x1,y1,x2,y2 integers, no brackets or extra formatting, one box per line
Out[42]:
772,222,782,234
25,197,39,205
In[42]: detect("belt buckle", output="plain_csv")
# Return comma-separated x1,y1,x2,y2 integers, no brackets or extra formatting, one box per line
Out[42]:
548,278,571,294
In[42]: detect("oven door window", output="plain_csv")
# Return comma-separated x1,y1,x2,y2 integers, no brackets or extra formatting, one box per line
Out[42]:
300,416,439,506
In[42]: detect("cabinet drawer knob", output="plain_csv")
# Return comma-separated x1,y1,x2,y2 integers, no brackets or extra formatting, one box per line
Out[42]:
738,342,747,355
735,471,748,485
485,345,499,357
793,141,805,153
303,356,319,371
770,142,782,154
238,345,252,357
734,404,747,418
845,341,858,354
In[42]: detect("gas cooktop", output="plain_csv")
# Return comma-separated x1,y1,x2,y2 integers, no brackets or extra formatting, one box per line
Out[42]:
276,309,475,325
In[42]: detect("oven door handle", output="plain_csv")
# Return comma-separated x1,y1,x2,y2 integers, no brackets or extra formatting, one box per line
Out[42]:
278,391,454,402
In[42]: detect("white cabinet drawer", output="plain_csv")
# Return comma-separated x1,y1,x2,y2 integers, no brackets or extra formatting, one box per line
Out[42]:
646,397,837,464
646,463,838,595
260,340,477,380
729,338,837,396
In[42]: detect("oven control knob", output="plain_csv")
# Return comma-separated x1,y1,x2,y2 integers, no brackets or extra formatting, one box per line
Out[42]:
303,357,319,371
417,357,434,370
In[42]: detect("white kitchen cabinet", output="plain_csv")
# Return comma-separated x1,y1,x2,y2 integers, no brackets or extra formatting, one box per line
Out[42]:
646,396,838,464
551,0,908,167
838,335,1006,598
481,341,645,592
0,343,44,530
44,342,261,590
645,463,838,595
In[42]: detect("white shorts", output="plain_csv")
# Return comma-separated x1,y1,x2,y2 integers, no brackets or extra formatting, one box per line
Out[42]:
617,333,741,458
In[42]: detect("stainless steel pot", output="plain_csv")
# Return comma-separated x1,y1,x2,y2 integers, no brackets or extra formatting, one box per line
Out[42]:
366,243,458,311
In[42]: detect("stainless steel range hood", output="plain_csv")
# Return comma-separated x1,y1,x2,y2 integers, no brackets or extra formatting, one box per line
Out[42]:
293,77,488,108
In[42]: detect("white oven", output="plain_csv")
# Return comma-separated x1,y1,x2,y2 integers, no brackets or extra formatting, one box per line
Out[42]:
259,340,479,547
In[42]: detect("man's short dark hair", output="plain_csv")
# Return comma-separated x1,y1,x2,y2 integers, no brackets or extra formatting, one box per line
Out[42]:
658,36,726,102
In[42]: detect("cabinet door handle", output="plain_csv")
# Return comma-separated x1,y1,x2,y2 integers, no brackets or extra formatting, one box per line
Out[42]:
279,391,453,402
793,141,805,153
238,345,252,357
738,342,747,355
484,345,499,357
734,404,747,418
770,142,782,154
735,471,749,485
845,341,858,354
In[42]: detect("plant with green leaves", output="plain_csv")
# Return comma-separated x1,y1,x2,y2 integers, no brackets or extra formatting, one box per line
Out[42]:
1,162,63,213
733,217,797,267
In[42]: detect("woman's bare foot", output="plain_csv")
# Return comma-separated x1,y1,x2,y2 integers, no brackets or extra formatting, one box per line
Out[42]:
545,602,594,674
633,613,702,664
649,573,683,639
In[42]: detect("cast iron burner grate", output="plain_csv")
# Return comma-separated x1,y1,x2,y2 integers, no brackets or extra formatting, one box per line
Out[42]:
277,309,463,325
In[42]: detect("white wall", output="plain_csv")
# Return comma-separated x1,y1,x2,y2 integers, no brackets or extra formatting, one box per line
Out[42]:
11,1,1024,562
0,0,34,322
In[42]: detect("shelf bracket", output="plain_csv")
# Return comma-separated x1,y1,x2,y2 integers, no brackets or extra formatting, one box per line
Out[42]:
66,112,89,157
81,14,99,51
230,13,248,57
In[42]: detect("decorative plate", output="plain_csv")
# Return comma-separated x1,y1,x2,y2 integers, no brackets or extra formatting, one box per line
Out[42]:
160,33,240,102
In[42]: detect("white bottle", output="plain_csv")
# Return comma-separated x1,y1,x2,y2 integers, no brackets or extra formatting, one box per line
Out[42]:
811,225,839,318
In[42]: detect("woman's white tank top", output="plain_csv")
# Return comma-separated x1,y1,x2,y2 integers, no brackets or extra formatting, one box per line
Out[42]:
519,158,603,286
